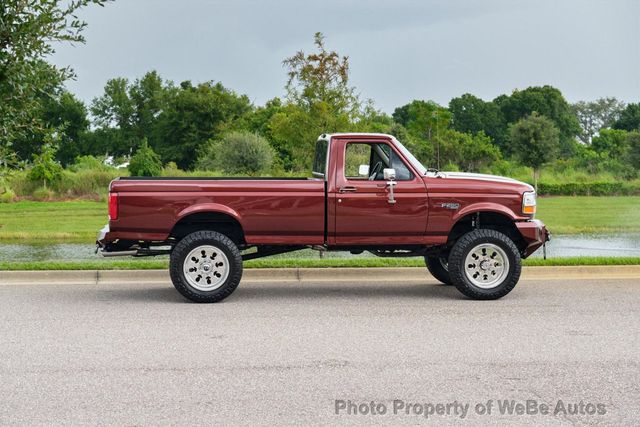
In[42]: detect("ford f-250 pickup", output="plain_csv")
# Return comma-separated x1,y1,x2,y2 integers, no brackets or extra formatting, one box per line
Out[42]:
97,133,549,302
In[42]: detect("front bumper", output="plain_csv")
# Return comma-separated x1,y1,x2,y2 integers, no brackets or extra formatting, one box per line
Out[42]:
515,219,550,258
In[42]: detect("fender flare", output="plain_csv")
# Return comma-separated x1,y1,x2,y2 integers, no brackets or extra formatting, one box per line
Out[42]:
173,203,244,230
451,202,520,225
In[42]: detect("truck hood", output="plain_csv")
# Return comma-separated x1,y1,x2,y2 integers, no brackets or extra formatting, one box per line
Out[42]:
439,172,522,184
425,171,534,194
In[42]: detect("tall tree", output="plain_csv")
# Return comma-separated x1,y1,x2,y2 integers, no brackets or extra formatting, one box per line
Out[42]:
449,93,507,149
572,97,625,144
0,0,108,149
509,113,560,190
496,86,580,156
12,90,89,164
91,71,172,157
283,32,359,117
153,81,252,169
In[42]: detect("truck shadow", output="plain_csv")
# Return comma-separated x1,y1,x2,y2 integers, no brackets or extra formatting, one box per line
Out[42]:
94,282,463,304
232,282,463,302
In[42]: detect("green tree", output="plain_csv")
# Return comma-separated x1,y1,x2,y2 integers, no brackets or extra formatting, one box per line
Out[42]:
12,90,89,165
508,113,560,190
283,32,359,117
29,141,63,188
268,102,352,171
129,71,170,138
0,0,108,148
436,130,501,172
592,128,628,159
90,71,173,157
448,94,507,149
496,86,580,156
152,81,252,169
627,131,640,170
572,97,625,144
197,132,274,175
392,100,451,169
90,77,137,155
613,103,640,132
128,139,162,177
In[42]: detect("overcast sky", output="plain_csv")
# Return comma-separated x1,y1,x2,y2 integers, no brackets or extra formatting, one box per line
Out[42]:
51,0,640,113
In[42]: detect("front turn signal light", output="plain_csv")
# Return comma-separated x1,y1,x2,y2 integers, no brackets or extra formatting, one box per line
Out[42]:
522,191,536,215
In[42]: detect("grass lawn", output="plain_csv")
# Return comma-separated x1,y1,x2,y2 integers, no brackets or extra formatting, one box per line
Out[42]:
0,196,638,243
0,200,107,243
537,196,640,234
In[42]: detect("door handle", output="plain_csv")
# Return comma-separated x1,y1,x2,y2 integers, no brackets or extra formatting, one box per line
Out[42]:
339,186,357,193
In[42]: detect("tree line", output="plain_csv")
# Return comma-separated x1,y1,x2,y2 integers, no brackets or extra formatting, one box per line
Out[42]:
2,2,640,187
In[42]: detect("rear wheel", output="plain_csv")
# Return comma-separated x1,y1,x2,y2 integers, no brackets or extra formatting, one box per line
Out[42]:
170,230,243,303
425,256,452,285
448,229,521,300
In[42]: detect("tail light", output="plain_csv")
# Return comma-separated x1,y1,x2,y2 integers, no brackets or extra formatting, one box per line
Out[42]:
108,193,119,220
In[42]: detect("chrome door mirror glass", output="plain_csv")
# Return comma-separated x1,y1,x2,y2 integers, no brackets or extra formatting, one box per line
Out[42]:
358,164,370,176
383,168,396,181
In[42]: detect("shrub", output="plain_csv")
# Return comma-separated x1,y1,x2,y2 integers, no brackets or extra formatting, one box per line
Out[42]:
53,169,121,199
0,189,16,203
28,144,63,188
129,139,162,177
32,187,55,201
537,181,640,196
197,132,274,175
0,179,16,203
68,155,113,172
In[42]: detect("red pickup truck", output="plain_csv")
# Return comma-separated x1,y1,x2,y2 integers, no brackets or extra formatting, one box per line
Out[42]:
97,133,549,302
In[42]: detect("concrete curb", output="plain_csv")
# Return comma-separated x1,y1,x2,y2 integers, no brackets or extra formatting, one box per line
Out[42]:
0,266,639,286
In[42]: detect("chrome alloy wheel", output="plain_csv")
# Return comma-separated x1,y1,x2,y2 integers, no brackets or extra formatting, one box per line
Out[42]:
463,243,510,289
183,245,230,291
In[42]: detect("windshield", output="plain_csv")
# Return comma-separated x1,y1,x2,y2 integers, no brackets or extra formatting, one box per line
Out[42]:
394,139,427,175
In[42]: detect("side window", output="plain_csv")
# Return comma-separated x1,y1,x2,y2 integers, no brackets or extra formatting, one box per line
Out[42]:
344,143,371,178
344,142,414,181
312,139,329,178
389,147,413,180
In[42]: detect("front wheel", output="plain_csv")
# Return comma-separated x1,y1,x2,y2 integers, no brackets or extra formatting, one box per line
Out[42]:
448,229,521,300
170,230,243,303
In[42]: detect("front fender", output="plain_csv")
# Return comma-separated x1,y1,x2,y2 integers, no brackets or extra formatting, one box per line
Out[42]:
452,202,522,224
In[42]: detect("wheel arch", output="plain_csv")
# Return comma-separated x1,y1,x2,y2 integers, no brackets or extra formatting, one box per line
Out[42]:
447,209,526,252
171,204,246,245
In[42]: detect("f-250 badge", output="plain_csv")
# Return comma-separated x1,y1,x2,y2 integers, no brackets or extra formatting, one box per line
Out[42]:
441,202,460,210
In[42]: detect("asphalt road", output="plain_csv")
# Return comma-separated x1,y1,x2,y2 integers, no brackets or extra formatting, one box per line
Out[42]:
0,276,638,425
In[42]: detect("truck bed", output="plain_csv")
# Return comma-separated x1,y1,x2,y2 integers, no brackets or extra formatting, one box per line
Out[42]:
109,177,326,245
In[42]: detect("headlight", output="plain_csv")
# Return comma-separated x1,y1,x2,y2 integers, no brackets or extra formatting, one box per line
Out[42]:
522,191,536,215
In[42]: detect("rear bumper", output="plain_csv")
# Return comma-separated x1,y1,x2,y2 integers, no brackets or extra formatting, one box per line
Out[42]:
96,224,110,247
515,219,550,258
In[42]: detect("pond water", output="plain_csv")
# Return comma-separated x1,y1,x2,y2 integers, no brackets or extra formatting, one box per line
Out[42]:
0,234,638,262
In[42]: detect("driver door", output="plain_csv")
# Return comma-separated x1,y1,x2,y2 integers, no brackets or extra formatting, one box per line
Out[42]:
333,141,428,244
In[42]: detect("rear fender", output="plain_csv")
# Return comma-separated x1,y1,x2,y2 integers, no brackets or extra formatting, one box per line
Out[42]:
175,203,243,227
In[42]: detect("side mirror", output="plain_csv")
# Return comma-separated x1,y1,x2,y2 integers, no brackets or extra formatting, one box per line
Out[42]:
358,164,370,176
383,168,396,181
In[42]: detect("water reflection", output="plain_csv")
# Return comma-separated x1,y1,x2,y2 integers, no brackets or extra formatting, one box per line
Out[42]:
0,234,638,263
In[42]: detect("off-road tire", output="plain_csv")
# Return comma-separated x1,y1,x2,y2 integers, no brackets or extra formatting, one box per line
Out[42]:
448,229,521,300
425,256,452,285
170,230,243,303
